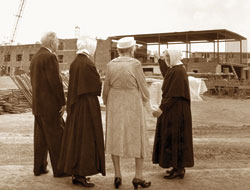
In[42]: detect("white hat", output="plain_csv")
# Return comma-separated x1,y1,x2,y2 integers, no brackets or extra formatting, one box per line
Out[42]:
117,37,136,49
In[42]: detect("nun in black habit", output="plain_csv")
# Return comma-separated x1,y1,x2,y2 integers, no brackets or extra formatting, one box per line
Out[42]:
152,49,194,179
58,36,105,187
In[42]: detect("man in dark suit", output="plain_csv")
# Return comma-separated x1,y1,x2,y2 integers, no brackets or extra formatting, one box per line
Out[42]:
30,31,66,177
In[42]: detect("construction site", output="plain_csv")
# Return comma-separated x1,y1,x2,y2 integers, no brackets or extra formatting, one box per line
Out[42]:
1,0,250,190
1,29,250,114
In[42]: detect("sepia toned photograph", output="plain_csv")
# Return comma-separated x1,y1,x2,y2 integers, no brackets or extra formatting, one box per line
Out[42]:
0,0,250,189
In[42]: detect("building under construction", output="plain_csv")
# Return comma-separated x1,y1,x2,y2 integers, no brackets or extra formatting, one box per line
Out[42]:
0,29,249,95
0,29,248,73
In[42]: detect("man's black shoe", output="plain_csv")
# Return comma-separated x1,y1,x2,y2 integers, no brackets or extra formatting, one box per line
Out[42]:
34,169,49,176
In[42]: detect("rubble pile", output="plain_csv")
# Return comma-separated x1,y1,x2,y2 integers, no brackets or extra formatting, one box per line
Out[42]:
0,89,31,114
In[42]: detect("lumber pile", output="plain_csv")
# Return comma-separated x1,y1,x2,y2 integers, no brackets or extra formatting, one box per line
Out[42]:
11,74,32,105
2,73,69,114
0,89,31,114
61,73,69,89
10,73,69,105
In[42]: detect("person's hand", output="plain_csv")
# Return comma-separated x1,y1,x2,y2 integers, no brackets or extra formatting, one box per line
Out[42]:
152,108,162,117
59,105,66,116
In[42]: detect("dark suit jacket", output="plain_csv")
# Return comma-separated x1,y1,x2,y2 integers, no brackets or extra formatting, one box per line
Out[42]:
30,47,65,116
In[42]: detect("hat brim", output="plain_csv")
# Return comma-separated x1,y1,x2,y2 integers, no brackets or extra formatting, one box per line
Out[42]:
117,40,136,49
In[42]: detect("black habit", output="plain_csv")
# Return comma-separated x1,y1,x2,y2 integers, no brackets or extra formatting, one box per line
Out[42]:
30,47,65,176
58,54,106,176
158,58,168,77
152,64,194,168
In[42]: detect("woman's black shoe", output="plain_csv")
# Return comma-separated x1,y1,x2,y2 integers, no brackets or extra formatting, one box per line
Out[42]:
166,168,176,175
72,175,95,187
164,168,185,179
114,177,122,189
132,178,151,190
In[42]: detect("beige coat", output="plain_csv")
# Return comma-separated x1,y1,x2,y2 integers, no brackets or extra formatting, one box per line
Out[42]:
103,57,150,158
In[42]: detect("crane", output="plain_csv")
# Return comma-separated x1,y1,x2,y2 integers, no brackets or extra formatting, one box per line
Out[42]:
10,0,27,45
3,0,27,75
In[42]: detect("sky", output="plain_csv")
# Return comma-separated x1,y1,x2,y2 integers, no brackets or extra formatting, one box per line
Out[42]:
0,0,250,53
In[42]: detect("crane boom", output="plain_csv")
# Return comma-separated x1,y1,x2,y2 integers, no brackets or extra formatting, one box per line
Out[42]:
10,0,26,45
3,0,27,76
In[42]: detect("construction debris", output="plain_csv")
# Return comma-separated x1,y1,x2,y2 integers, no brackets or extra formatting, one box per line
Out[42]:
11,74,32,105
0,73,70,114
0,89,31,114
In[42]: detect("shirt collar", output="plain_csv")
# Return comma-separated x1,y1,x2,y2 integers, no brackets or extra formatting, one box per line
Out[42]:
43,46,53,53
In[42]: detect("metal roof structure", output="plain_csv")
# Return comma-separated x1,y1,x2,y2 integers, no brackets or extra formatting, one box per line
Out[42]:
111,29,247,66
111,29,246,45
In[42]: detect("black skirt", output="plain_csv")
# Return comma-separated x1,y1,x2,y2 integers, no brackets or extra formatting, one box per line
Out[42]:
58,95,106,176
152,98,194,168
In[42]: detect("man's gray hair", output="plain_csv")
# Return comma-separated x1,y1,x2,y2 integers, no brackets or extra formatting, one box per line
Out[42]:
40,32,57,47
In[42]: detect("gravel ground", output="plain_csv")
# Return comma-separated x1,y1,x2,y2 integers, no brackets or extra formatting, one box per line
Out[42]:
1,96,250,190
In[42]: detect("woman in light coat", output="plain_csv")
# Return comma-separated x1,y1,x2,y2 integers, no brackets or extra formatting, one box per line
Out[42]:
103,37,151,190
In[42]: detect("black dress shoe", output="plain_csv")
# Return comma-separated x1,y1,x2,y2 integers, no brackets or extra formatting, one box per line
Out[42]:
164,168,185,179
132,178,151,190
72,175,95,187
114,177,122,189
166,168,176,175
34,169,49,176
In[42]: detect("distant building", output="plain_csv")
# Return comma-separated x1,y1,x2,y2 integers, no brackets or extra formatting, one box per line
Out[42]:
0,43,41,75
1,35,248,80
0,39,76,75
0,38,112,75
184,52,250,80
0,37,153,76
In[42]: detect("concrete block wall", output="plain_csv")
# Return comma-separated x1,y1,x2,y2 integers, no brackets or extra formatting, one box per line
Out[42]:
0,44,41,73
57,50,76,68
59,38,77,50
95,38,112,71
0,39,78,73
187,61,218,73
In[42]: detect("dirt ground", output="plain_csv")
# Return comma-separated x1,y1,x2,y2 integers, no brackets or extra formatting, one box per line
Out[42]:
1,95,250,190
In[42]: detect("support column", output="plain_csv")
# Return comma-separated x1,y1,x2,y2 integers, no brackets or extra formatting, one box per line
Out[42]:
185,34,188,58
189,42,192,58
186,43,188,58
158,36,161,57
213,41,216,58
240,40,245,80
240,40,243,65
217,33,220,64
